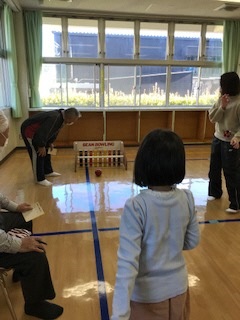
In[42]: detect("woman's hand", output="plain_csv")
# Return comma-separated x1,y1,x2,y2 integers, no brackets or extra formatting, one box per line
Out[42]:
19,237,46,253
16,203,32,212
230,137,239,149
221,94,230,110
37,146,46,157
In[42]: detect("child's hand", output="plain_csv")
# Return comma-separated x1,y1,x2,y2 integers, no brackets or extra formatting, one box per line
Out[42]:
16,203,33,212
221,94,230,110
230,137,239,149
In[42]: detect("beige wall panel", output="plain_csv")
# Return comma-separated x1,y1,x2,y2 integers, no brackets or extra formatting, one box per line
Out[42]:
57,112,104,146
106,112,138,144
140,111,172,141
174,111,205,142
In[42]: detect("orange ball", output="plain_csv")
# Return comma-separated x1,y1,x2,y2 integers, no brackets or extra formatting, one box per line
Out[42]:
95,169,102,177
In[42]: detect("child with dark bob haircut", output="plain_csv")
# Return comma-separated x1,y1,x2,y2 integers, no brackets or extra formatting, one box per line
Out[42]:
111,129,200,320
134,128,185,187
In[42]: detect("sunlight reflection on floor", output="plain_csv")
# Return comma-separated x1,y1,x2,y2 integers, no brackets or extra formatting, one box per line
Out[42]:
52,178,209,223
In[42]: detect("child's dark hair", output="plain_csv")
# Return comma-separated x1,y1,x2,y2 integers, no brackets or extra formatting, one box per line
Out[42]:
220,72,240,96
134,129,185,187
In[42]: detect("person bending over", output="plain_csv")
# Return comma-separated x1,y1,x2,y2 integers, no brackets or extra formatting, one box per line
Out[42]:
21,108,80,186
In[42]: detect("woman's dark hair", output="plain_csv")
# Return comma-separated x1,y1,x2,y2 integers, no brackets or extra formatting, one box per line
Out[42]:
134,129,185,187
220,72,240,96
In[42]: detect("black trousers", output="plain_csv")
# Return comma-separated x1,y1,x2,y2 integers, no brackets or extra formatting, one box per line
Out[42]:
0,212,55,304
208,137,240,210
20,131,53,182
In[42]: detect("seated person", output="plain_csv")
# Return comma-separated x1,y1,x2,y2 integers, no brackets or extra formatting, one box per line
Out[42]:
0,192,64,319
0,110,9,148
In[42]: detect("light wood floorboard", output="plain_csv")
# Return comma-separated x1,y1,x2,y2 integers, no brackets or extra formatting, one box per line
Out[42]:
1,145,240,320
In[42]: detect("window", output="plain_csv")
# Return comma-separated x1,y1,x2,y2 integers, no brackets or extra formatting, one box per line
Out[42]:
174,24,201,61
68,19,98,58
140,22,167,60
105,21,134,59
42,17,62,57
40,64,99,107
205,25,223,62
41,17,223,108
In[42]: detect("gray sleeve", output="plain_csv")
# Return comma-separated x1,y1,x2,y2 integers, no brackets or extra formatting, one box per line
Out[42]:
208,100,225,123
111,198,144,320
0,229,22,253
183,190,200,250
0,193,21,252
0,193,18,212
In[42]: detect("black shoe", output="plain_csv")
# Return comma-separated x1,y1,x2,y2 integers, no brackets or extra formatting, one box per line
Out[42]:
12,270,20,283
25,301,64,319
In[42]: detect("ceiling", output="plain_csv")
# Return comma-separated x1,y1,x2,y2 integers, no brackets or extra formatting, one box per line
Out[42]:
16,0,240,21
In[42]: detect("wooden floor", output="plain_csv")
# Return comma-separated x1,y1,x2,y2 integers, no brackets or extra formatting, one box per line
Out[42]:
1,145,240,320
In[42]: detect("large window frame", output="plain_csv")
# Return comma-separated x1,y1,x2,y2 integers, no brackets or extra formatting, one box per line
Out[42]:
41,15,223,109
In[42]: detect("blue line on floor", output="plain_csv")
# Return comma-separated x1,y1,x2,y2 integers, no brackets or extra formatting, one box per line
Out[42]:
199,218,240,224
34,218,240,237
86,167,110,320
33,229,92,237
98,227,119,232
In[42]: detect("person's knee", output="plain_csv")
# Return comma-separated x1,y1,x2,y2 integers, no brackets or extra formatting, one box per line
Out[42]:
31,251,48,264
23,251,49,270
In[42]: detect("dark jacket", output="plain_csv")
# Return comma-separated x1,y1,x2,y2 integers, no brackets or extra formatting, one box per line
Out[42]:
21,109,64,147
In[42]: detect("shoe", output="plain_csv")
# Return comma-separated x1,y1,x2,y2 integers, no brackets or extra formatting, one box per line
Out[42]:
226,208,238,213
25,301,63,319
12,270,20,283
37,179,52,186
207,196,216,201
45,172,61,177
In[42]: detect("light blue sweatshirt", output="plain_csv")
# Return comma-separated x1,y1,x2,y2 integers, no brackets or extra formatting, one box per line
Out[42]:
111,187,200,320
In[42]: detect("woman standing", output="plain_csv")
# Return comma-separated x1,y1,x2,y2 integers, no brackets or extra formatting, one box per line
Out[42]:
208,71,240,213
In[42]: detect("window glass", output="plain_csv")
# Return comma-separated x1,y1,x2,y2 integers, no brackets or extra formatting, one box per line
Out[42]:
169,67,197,105
140,22,167,60
105,21,134,59
205,25,223,62
104,65,136,106
199,68,221,105
169,66,221,106
140,66,167,106
68,19,98,58
42,17,62,57
174,24,201,61
40,64,100,107
104,65,168,107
